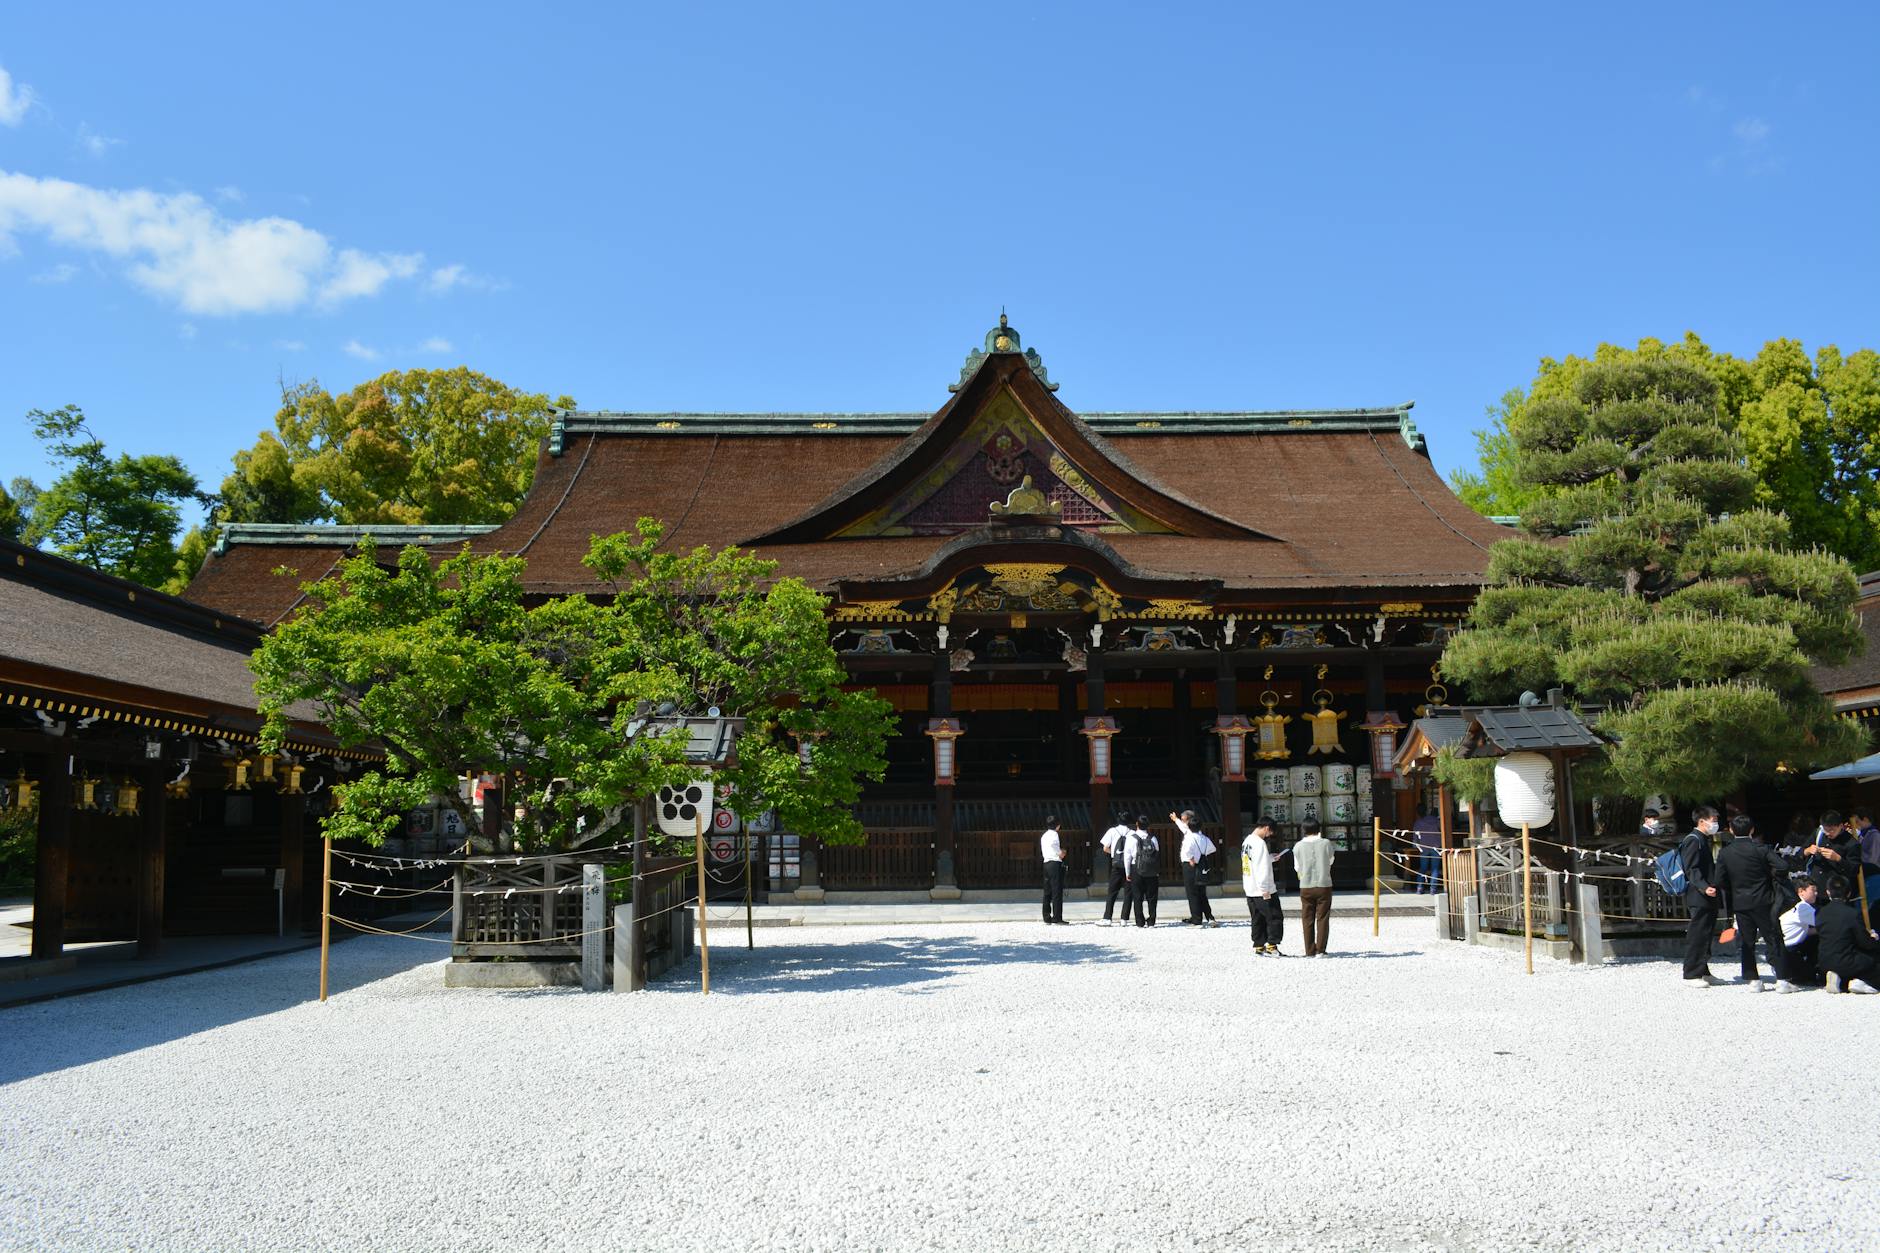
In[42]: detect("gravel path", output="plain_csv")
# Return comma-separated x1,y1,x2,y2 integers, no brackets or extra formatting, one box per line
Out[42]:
2,917,1875,1252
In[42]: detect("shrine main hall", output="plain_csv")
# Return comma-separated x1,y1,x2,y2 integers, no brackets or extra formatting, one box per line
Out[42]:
188,318,1509,893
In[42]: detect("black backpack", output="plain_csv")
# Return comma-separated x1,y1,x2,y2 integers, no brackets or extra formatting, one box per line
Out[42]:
1132,834,1159,877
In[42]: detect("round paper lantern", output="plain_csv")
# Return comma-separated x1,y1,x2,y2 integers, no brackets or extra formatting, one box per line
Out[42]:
1493,752,1555,828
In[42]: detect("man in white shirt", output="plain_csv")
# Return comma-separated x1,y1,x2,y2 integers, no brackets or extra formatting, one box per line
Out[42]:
1125,815,1160,926
1777,876,1820,990
1242,818,1286,954
1293,820,1336,956
1099,816,1135,926
1170,810,1219,927
1040,815,1067,925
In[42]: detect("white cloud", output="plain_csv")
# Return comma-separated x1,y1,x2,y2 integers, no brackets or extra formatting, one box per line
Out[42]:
0,170,436,314
215,185,244,204
0,66,33,127
75,123,121,157
426,262,504,294
29,261,77,283
178,322,198,340
274,338,306,352
342,339,380,361
418,336,453,353
1734,117,1771,145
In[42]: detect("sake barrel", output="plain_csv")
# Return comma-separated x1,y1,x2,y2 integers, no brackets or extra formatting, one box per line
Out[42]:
1324,763,1357,795
1290,795,1323,825
1288,764,1321,797
1257,768,1291,799
1326,824,1353,848
1357,791,1375,820
1356,765,1373,793
1324,794,1359,823
1260,796,1291,824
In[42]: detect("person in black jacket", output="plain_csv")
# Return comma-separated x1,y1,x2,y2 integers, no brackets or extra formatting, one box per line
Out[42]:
1817,896,1880,994
1680,806,1724,987
1712,814,1790,991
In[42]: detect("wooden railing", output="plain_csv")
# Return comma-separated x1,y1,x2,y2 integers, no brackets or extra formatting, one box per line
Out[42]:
626,857,694,984
453,853,614,960
822,829,935,890
956,828,1094,888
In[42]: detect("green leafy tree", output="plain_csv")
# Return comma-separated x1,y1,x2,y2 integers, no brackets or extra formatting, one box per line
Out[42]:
1439,359,1866,803
0,480,26,542
1453,333,1880,568
252,520,893,849
23,406,205,588
221,367,573,526
162,525,212,596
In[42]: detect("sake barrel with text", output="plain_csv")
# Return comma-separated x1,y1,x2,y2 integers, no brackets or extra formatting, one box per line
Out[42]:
1326,824,1354,848
1288,765,1321,797
1290,795,1323,825
1257,768,1290,799
1260,796,1291,824
1324,794,1360,823
1324,762,1357,795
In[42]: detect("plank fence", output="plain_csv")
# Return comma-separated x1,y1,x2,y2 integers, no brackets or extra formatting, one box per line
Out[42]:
821,829,934,890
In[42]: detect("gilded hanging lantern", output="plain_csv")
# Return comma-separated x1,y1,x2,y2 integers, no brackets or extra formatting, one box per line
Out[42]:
114,776,141,818
1303,689,1347,756
1253,691,1292,761
7,770,35,812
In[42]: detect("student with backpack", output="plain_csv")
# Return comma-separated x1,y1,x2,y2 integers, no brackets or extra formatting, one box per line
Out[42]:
1126,816,1161,927
1678,807,1724,987
1098,815,1135,926
1241,818,1287,954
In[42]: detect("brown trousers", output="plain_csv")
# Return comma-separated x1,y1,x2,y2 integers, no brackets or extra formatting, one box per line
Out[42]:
1299,887,1333,955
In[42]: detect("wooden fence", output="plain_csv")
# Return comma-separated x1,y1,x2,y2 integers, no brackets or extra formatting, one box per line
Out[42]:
624,857,694,985
453,853,619,960
821,829,935,890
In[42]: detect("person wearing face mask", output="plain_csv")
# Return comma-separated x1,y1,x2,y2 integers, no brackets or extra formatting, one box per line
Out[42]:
1640,808,1665,839
1680,806,1725,987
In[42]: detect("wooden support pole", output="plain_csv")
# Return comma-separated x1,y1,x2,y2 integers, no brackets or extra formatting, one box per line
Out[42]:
696,810,710,995
278,788,305,935
319,834,332,1002
1522,822,1534,976
745,829,754,950
137,760,167,958
31,753,72,962
1372,815,1382,937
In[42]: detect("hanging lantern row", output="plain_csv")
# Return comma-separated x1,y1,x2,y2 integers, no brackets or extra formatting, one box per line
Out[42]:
1253,692,1291,761
1081,716,1120,784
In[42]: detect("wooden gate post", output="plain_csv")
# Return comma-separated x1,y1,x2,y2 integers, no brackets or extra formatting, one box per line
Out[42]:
1522,822,1534,976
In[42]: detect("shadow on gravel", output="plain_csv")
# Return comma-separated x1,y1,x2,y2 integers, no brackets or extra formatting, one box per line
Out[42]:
0,937,438,1086
666,935,1133,995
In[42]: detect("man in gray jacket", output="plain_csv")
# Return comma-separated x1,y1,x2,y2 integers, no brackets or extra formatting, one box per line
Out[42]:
1294,820,1335,957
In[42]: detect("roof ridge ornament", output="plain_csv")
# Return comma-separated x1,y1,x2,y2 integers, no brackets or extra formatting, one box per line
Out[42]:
950,312,1060,393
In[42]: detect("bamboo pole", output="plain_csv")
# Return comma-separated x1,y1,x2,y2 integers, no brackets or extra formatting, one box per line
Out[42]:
1372,816,1381,936
744,830,754,950
1522,822,1534,976
319,834,332,1002
696,810,710,995
1860,861,1871,934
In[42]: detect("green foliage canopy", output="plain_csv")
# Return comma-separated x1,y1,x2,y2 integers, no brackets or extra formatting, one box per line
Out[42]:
252,520,893,850
221,367,573,526
22,405,205,589
1439,358,1866,802
1450,333,1880,569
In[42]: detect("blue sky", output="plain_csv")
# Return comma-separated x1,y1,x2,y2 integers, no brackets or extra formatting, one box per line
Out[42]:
4,3,1877,520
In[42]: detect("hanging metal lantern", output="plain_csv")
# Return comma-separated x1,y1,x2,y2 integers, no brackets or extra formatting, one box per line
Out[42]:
1081,715,1120,784
282,764,305,795
1303,689,1346,756
1213,714,1252,782
257,754,277,785
7,770,35,812
114,776,141,818
76,773,100,810
1358,710,1406,779
925,717,964,785
1253,691,1292,761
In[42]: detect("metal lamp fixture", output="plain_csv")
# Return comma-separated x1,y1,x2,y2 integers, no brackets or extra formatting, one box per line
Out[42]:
257,754,277,785
113,776,141,818
6,771,35,812
1081,715,1120,784
1358,710,1406,779
925,717,964,785
1253,691,1292,761
1213,714,1253,782
282,763,305,795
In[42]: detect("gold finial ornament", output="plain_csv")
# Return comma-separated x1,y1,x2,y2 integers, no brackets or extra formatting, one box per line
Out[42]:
988,475,1062,517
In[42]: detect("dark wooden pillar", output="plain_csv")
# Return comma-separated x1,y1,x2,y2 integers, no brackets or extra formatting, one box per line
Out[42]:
1086,645,1109,837
138,760,167,956
932,654,957,892
1365,653,1393,829
278,787,306,935
32,751,72,961
481,772,505,852
1216,653,1241,838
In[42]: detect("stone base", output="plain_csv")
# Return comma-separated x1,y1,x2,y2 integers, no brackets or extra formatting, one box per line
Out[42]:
793,886,826,903
928,885,963,901
0,955,79,983
445,961,580,988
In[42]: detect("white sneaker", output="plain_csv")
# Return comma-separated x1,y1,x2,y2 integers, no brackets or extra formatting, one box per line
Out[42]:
1852,980,1880,995
1827,972,1845,994
1098,918,1112,927
1684,975,1722,987
1774,980,1801,994
1746,979,1765,993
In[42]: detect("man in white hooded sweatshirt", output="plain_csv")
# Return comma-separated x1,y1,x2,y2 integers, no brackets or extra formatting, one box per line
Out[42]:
1242,818,1287,954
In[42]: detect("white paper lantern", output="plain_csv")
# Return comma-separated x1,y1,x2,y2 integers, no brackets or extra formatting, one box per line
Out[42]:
1258,769,1291,799
1288,765,1321,797
1324,763,1357,795
656,779,715,838
1493,752,1555,828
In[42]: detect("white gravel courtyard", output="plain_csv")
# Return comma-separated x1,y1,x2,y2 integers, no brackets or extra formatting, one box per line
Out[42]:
3,915,1876,1252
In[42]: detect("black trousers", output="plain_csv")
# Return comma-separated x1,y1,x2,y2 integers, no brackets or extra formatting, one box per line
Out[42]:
1133,876,1159,925
1104,864,1133,920
1684,893,1719,979
1042,861,1066,922
1785,936,1820,985
1247,894,1283,946
1734,908,1781,980
1183,863,1208,922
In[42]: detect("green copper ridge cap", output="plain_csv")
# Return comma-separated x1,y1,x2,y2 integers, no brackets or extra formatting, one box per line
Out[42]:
951,311,1058,393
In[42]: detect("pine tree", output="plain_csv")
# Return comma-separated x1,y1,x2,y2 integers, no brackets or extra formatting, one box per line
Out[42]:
1439,359,1867,803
